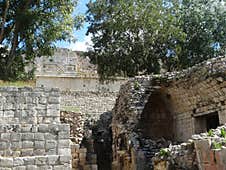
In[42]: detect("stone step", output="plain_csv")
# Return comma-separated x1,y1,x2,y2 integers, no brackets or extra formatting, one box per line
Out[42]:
0,155,71,170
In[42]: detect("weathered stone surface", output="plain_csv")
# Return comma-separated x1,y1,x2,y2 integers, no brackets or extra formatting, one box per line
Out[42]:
111,56,226,170
0,87,72,169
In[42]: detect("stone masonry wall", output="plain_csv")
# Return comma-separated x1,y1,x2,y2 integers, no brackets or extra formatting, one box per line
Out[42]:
0,87,60,124
161,56,226,141
61,91,118,121
0,87,72,169
111,56,226,170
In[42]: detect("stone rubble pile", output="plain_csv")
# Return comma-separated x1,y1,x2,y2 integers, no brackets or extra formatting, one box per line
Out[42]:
192,124,226,148
152,139,197,170
153,125,226,170
60,110,98,170
60,111,85,144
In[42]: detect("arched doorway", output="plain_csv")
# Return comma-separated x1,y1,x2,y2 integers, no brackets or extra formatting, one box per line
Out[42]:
139,89,174,140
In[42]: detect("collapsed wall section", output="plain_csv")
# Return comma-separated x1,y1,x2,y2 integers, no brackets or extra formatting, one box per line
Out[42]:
0,87,72,169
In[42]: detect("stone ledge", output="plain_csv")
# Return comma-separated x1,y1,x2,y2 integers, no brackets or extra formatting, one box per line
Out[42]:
0,155,71,169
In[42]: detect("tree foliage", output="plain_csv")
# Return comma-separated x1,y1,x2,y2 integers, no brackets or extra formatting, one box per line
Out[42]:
0,0,80,80
86,0,226,80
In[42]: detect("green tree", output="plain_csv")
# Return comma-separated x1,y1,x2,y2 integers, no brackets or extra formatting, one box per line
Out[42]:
0,0,81,80
178,0,226,69
86,0,226,80
86,0,185,80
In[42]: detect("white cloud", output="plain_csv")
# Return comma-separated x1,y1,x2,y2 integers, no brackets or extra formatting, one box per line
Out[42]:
68,34,93,52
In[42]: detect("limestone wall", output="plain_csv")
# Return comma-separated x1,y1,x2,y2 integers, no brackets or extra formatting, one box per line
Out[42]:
0,87,72,169
61,91,118,120
162,56,226,141
0,87,60,124
36,75,126,92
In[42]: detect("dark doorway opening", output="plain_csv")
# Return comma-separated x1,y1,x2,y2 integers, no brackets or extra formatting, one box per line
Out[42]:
206,113,220,131
195,112,220,133
139,90,174,140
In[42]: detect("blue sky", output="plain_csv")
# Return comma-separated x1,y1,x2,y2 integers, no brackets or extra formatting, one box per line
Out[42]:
56,0,91,51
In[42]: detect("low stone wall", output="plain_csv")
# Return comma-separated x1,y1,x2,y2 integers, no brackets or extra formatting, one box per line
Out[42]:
153,124,226,170
0,87,72,169
0,155,71,169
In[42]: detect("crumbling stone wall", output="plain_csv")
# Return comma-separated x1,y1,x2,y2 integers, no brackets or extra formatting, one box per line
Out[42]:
61,91,118,121
162,56,226,141
0,87,72,169
111,56,226,169
153,124,226,170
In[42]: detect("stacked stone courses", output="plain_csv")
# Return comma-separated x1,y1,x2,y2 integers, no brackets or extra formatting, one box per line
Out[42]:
111,56,226,169
0,87,72,169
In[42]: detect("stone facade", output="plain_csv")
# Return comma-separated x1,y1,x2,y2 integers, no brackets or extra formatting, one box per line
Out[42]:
0,87,72,169
35,48,126,92
35,48,96,77
111,56,226,169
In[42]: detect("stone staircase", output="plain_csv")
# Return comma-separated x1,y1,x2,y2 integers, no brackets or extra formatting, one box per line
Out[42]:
0,87,72,170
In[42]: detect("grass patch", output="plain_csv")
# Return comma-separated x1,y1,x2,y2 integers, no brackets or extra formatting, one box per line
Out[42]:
61,106,80,112
0,80,35,87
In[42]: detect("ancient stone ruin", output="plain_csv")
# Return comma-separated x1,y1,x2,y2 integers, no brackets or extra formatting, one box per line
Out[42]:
0,87,71,169
35,48,125,92
111,56,226,169
0,55,225,170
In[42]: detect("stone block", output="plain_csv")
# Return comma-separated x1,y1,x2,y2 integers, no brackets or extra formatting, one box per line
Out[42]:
46,140,57,150
38,124,49,132
23,157,35,165
21,149,33,156
45,133,57,140
11,133,21,141
12,166,26,170
22,133,34,140
58,148,71,155
21,125,32,132
58,140,70,148
34,141,45,149
0,142,9,150
35,156,47,165
48,97,60,104
11,142,22,150
1,133,11,141
48,155,59,165
59,155,71,164
26,165,38,170
34,133,45,141
52,165,65,170
46,149,57,155
37,165,52,170
0,157,13,167
58,131,70,139
13,157,24,166
22,141,34,149
34,149,45,156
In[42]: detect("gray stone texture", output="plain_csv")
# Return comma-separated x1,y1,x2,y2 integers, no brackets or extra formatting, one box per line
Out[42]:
0,87,72,169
